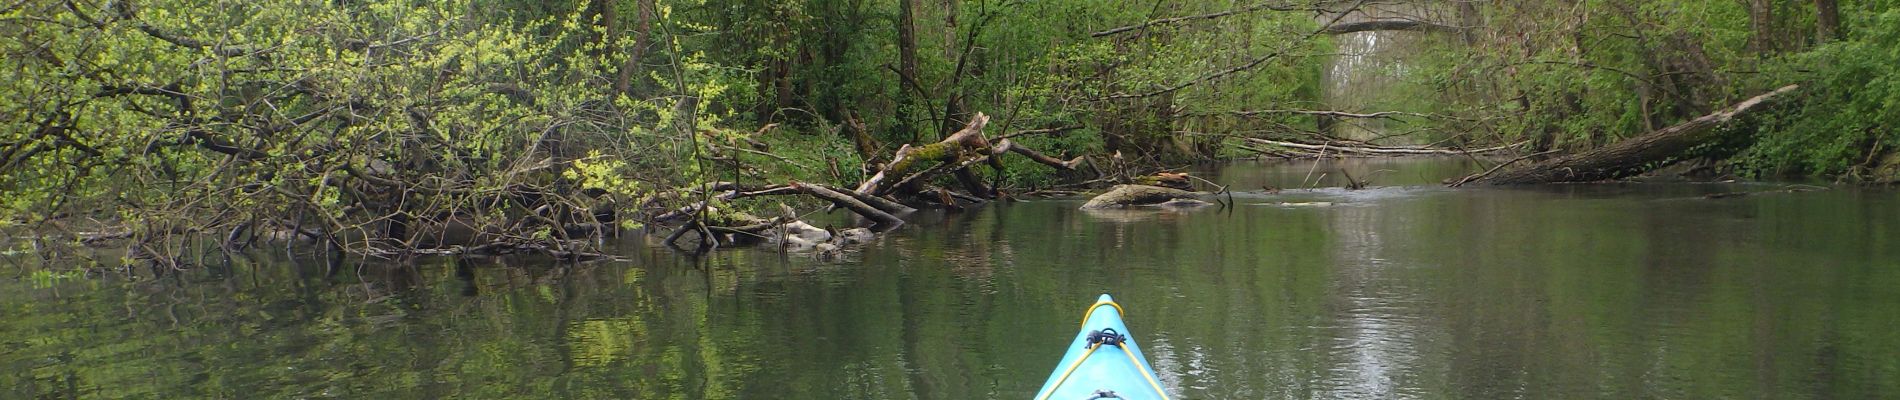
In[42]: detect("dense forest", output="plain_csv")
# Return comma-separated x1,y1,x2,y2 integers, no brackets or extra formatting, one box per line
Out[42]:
4,0,1896,260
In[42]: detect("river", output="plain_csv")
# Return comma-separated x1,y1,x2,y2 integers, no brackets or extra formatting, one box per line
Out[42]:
5,158,1897,399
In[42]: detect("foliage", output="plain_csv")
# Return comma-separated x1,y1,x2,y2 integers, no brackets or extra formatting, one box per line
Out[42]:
0,0,740,255
1741,6,1900,178
4,0,1896,259
1396,0,1896,179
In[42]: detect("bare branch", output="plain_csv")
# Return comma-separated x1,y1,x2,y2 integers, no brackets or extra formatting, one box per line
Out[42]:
1102,0,1371,100
992,139,1083,170
1321,19,1462,34
996,125,1083,140
1092,2,1312,38
1218,109,1443,120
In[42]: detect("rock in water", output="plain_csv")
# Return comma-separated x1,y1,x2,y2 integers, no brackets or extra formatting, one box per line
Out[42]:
766,221,832,249
837,228,876,245
1080,184,1206,209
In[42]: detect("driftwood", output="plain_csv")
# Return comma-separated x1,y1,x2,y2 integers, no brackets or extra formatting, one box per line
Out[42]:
1462,85,1800,185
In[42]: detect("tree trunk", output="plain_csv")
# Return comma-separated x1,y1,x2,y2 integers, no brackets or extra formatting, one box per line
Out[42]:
616,0,654,97
939,93,967,140
1747,0,1777,53
1456,1,1481,44
898,0,920,79
796,182,905,228
1814,0,1840,42
896,0,922,141
1460,85,1799,185
599,0,620,98
942,0,957,59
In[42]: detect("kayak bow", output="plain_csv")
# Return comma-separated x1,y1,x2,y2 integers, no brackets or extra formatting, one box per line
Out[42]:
1034,294,1170,400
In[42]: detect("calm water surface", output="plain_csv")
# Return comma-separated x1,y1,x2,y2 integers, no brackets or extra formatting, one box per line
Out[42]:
5,158,1898,399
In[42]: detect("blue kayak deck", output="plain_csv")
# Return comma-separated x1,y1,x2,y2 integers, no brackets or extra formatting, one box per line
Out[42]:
1034,294,1170,400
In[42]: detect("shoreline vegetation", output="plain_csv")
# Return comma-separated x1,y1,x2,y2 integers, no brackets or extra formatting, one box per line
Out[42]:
4,0,1895,267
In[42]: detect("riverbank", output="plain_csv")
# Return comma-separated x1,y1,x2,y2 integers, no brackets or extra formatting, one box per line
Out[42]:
7,152,1877,275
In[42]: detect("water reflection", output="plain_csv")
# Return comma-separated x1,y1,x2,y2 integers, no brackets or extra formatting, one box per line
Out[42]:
1321,195,1426,399
4,158,1899,399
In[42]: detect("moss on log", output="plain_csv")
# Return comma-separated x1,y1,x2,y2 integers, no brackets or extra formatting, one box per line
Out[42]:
886,141,964,176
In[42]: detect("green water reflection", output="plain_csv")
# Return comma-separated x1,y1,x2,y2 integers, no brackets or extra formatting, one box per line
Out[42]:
4,159,1897,399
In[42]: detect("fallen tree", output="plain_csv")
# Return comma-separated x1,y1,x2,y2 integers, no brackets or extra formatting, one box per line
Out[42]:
720,181,909,228
854,112,1082,199
1458,85,1800,185
1244,138,1525,157
652,112,1087,252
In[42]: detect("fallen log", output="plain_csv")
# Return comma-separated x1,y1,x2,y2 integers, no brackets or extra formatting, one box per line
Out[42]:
794,182,905,229
1235,145,1299,159
1461,85,1800,185
993,139,1084,170
1134,172,1193,191
1080,184,1211,209
1245,138,1525,156
718,182,909,228
855,113,994,196
852,112,1081,201
838,188,916,215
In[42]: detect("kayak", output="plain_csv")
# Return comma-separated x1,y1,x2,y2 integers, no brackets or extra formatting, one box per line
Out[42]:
1033,294,1170,400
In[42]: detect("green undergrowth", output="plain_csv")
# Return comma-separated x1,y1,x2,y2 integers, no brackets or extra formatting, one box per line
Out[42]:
1739,8,1900,180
